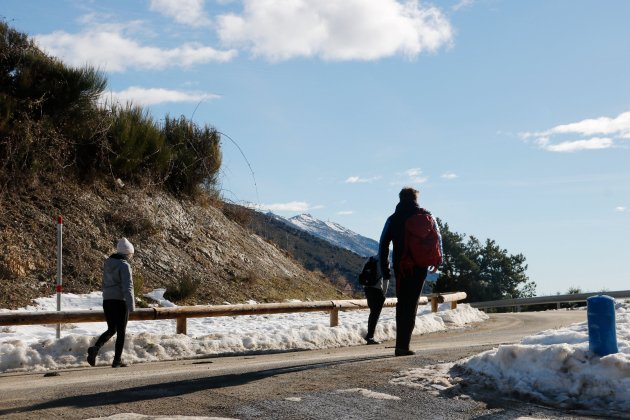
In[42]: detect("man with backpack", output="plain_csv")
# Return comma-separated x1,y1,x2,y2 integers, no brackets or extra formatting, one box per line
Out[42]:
379,187,442,356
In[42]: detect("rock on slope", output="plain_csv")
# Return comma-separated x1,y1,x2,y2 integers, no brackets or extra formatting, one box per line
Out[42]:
0,180,344,309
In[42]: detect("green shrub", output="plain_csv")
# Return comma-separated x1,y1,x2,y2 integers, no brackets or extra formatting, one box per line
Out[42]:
0,21,108,186
163,115,221,195
133,270,145,299
164,275,199,303
0,21,222,197
107,104,170,181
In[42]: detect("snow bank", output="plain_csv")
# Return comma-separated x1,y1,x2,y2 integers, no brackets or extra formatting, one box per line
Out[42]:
459,301,629,411
392,301,630,414
0,293,487,372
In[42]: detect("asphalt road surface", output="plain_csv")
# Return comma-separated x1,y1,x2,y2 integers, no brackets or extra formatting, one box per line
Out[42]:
0,310,613,420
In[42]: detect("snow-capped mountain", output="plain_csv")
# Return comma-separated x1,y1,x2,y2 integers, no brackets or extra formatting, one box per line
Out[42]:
285,214,379,257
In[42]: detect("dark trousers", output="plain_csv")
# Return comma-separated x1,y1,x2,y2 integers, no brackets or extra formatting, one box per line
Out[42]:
395,267,427,350
364,287,386,338
94,299,129,361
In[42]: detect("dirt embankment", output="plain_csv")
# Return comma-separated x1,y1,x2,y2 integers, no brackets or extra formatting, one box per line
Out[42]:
0,179,345,309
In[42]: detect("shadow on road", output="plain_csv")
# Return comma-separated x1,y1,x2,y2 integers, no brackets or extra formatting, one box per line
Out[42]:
0,353,394,416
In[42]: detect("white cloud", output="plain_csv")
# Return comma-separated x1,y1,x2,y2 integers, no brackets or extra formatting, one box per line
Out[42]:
537,137,614,153
441,172,458,179
615,206,627,213
35,23,236,72
337,210,354,216
101,87,221,106
542,111,630,138
344,175,381,184
216,0,453,61
254,201,323,212
405,168,428,184
521,111,630,153
149,0,212,27
452,0,475,11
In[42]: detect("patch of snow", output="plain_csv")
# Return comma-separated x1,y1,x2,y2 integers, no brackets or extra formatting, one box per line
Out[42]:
337,388,401,400
144,289,176,307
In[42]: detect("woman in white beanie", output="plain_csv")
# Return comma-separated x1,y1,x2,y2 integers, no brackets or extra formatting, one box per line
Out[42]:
87,238,135,368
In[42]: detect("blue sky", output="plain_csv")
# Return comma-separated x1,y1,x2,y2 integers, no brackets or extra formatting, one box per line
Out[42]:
4,0,629,295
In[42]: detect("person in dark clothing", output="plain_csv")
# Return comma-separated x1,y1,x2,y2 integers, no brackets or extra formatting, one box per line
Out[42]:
363,256,388,345
87,238,136,368
379,187,441,356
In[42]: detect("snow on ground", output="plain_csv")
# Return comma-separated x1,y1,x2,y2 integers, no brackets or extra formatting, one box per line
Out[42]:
392,300,630,414
0,291,487,372
336,388,401,400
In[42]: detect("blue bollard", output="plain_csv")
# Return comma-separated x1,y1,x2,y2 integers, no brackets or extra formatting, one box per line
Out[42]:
586,295,618,356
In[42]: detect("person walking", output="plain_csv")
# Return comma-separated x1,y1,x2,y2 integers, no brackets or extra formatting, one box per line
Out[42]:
87,238,136,368
362,256,389,345
379,187,442,356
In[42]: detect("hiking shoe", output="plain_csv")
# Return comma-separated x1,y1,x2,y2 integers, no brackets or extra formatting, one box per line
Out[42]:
365,337,380,345
111,360,128,368
394,348,415,357
87,346,98,367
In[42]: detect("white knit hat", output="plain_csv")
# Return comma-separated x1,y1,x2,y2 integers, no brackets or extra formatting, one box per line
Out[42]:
117,238,134,255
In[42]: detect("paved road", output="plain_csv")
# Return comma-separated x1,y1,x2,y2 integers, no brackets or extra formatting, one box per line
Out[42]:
0,310,607,420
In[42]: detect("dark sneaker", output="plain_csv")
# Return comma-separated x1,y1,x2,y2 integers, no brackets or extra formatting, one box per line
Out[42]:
394,348,415,356
87,346,98,367
365,337,381,345
111,360,128,368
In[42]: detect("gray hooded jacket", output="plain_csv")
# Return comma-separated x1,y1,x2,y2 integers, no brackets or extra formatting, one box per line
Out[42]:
102,254,135,311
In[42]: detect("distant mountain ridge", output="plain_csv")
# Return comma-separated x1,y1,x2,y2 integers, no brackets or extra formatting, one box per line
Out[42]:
220,205,366,293
221,206,379,292
285,214,379,258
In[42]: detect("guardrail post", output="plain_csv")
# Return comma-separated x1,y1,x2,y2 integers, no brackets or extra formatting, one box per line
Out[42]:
330,309,339,327
431,297,438,313
176,316,187,335
450,300,457,310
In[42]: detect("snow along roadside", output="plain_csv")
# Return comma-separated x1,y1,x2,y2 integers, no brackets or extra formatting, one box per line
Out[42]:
391,301,630,414
0,292,488,372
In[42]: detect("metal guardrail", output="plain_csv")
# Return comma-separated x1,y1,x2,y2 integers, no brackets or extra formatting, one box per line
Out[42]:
0,292,467,335
470,290,630,310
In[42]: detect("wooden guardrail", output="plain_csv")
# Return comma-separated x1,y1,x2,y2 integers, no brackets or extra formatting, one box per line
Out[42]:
470,290,630,311
0,292,467,335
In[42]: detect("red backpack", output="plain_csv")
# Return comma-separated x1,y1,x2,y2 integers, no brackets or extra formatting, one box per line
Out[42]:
399,212,442,275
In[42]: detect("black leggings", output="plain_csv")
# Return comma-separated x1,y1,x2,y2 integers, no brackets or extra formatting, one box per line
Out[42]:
94,300,129,361
395,267,427,350
365,287,386,338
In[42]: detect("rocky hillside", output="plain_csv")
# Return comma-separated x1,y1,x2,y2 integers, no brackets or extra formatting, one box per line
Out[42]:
0,179,346,310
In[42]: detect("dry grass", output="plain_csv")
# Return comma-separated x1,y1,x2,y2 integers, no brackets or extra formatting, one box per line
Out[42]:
221,202,253,228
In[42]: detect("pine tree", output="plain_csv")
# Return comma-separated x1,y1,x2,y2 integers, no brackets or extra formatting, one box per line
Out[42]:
435,220,536,301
